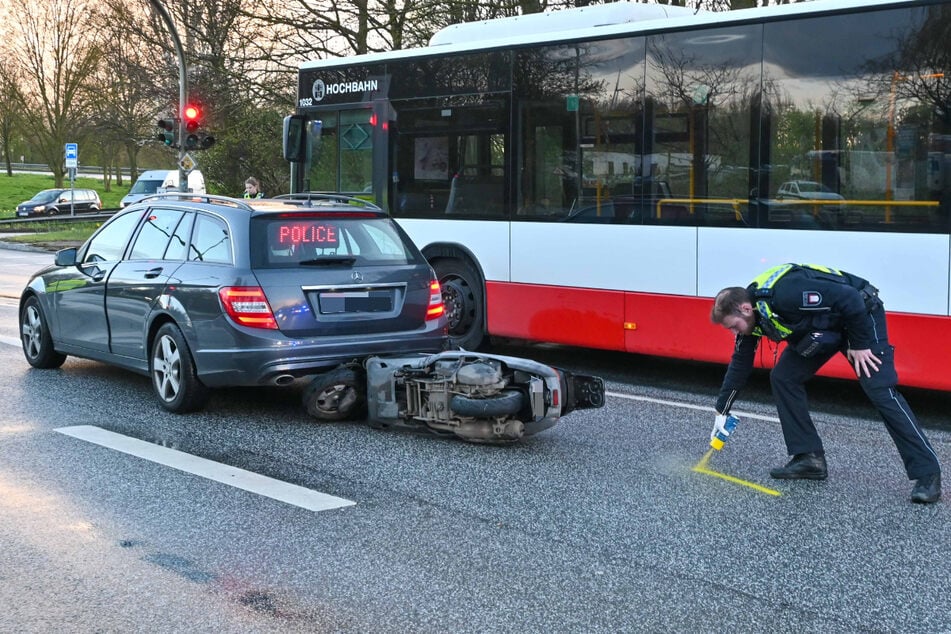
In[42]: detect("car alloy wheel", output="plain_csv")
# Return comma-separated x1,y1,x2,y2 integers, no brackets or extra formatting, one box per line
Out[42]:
151,323,208,413
20,296,67,369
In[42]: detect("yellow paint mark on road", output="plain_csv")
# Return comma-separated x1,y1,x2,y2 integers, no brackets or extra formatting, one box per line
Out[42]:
692,449,782,497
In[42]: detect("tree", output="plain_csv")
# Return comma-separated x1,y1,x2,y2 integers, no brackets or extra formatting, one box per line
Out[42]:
84,2,173,186
0,67,25,177
1,0,102,187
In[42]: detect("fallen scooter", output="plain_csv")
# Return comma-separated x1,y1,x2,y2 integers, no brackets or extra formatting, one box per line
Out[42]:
302,350,605,443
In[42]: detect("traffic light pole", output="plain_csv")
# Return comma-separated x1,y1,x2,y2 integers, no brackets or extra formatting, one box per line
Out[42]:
147,0,189,192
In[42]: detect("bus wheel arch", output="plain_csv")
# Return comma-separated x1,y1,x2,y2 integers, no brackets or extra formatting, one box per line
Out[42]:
425,246,486,351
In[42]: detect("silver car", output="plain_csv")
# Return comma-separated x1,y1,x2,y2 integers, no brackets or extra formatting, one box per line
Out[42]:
19,193,449,412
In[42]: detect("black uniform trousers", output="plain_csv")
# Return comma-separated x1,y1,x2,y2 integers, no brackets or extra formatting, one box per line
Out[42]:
770,306,941,480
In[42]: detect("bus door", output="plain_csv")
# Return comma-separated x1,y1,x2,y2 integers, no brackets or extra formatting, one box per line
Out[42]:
287,107,381,199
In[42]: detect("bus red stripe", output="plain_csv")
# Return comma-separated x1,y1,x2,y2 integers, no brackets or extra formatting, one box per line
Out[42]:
486,282,951,391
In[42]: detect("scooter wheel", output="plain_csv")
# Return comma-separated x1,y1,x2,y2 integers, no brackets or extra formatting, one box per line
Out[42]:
303,366,366,421
450,390,523,418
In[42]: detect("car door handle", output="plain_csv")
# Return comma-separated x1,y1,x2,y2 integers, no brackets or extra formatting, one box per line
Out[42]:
144,267,164,279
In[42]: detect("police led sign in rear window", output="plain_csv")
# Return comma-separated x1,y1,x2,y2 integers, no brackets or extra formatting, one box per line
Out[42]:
269,221,341,250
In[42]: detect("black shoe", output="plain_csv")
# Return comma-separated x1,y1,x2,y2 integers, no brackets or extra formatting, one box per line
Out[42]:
911,473,941,504
769,452,828,480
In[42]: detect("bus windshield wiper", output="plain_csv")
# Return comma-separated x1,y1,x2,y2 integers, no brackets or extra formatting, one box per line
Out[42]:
298,257,357,266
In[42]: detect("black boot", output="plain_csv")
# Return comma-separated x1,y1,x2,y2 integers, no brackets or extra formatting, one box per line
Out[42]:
911,473,941,504
769,452,828,480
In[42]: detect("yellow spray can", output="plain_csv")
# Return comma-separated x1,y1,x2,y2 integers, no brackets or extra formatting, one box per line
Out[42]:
710,414,739,450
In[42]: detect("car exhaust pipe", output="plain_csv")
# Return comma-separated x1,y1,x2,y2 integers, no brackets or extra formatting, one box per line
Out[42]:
273,374,296,386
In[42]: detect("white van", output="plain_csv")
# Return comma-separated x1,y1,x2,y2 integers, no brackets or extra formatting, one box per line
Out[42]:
120,170,206,208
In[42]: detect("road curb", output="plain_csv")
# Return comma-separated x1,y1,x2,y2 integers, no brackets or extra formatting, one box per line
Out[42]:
0,239,55,253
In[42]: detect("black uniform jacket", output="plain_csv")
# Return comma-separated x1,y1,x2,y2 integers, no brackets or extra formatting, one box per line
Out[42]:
715,267,876,414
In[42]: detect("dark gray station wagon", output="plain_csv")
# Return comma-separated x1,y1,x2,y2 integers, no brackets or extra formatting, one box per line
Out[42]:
19,193,449,412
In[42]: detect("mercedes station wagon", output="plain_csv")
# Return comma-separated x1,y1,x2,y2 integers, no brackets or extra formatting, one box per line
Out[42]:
19,193,449,412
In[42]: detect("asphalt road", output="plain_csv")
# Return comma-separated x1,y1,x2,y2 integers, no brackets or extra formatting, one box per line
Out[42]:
1,245,949,633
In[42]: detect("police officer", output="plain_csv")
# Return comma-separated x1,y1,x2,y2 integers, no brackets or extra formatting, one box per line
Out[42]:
243,177,264,199
710,263,941,504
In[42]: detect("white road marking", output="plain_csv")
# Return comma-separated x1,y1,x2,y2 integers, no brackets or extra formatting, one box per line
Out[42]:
55,425,356,513
606,391,780,423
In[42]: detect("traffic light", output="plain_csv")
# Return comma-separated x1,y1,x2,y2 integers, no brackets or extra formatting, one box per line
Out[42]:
182,104,215,151
156,118,178,148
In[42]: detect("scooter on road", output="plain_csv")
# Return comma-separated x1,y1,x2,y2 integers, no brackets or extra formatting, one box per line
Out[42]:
302,350,605,443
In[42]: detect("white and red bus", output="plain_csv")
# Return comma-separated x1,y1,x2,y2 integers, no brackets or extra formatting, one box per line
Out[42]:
286,0,951,391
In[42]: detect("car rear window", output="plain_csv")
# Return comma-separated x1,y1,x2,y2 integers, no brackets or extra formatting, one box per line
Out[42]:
250,213,421,269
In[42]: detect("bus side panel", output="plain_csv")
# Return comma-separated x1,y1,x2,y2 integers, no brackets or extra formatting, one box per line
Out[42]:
623,292,951,391
486,282,626,350
753,311,951,391
487,285,951,393
623,293,728,361
873,312,951,392
698,228,951,318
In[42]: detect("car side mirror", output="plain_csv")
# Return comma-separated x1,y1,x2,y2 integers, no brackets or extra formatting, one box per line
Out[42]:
55,247,78,267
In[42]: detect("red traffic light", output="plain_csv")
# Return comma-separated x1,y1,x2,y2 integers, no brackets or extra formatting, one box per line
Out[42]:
183,105,201,132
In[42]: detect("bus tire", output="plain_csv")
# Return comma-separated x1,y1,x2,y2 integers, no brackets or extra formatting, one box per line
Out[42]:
433,258,485,351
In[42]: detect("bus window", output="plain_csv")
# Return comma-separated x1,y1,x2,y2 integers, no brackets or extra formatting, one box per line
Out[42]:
645,24,761,227
392,96,509,219
763,7,948,233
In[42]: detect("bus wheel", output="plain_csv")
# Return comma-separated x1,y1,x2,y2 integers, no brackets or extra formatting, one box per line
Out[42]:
433,258,485,351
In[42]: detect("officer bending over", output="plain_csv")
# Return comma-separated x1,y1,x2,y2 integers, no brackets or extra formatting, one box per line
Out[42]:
710,263,941,504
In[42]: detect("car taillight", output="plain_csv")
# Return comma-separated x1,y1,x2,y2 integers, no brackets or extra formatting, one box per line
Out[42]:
426,279,445,320
218,286,278,329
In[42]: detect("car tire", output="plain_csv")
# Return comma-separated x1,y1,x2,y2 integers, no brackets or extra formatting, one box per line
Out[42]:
20,296,67,369
433,258,485,351
151,323,209,413
302,366,366,421
450,390,524,418
48,207,60,216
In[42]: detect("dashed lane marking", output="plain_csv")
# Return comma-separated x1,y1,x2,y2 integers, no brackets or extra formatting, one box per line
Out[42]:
56,425,356,513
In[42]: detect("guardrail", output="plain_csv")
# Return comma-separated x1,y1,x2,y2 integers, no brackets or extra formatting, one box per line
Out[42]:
7,163,149,178
0,210,118,227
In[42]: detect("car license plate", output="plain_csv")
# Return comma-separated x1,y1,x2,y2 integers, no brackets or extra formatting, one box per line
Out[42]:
318,290,393,314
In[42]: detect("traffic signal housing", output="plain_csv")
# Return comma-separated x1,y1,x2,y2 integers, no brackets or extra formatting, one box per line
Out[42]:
157,118,178,148
182,104,215,151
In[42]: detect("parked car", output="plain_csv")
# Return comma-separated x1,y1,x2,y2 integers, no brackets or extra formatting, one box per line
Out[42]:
16,188,102,217
776,180,845,201
19,193,449,412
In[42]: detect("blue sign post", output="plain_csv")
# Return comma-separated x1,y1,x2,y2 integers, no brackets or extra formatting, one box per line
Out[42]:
64,142,78,165
65,143,78,215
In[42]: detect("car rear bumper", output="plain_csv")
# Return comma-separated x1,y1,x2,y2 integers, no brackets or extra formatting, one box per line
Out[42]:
193,330,450,387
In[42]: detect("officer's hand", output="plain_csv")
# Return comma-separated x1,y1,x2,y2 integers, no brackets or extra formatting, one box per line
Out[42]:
847,348,881,378
711,413,730,441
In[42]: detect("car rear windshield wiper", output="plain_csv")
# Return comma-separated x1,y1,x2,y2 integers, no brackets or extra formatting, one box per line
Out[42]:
298,257,357,266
